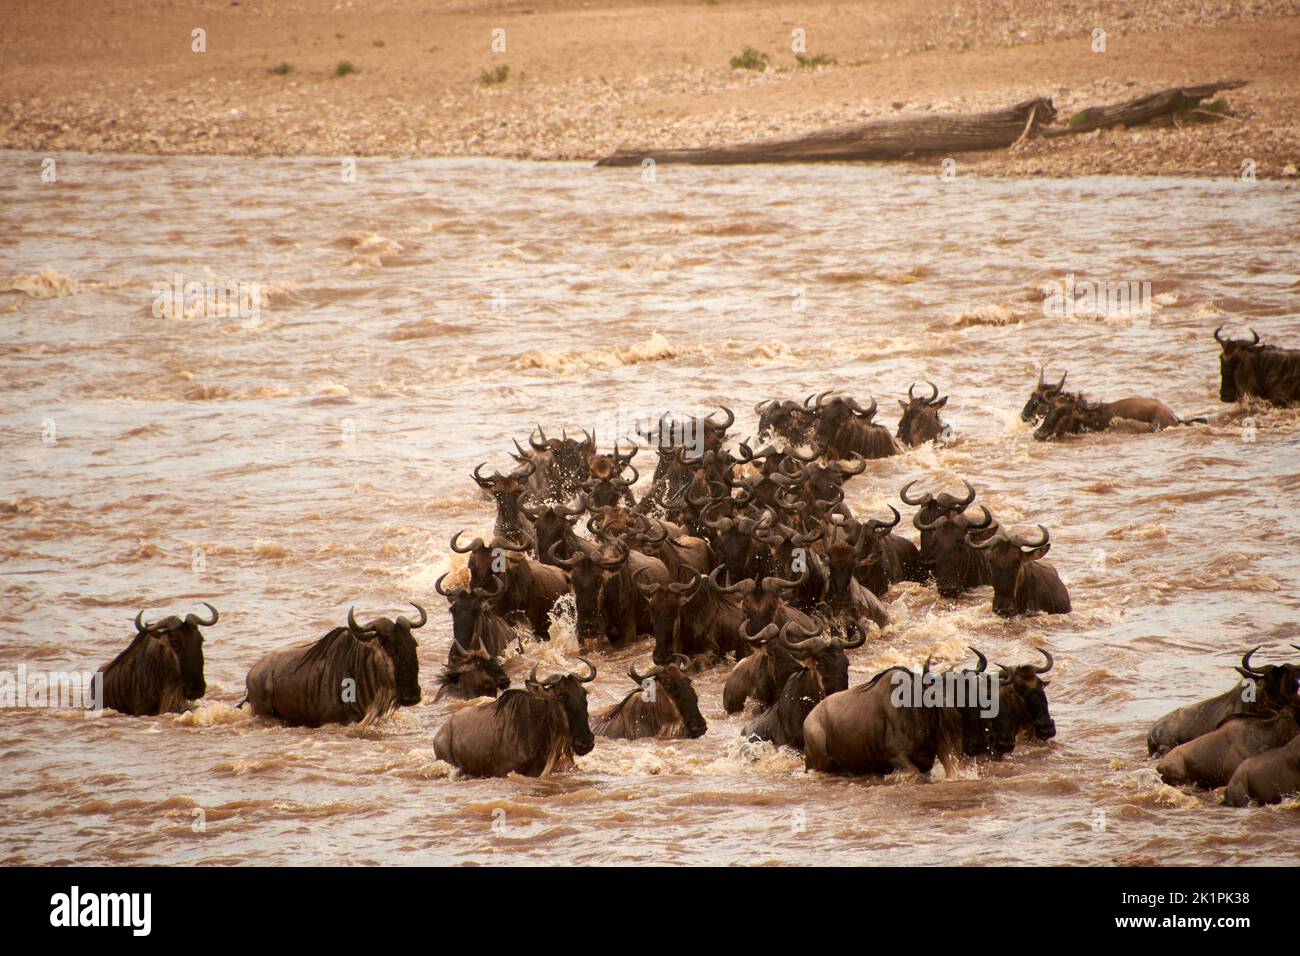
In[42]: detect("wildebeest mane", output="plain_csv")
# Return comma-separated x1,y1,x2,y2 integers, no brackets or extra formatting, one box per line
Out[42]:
103,631,185,715
292,626,398,725
493,687,574,775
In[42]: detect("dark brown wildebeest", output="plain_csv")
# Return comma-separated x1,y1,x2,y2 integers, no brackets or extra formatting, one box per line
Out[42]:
914,505,994,599
450,531,569,640
524,495,589,566
432,658,597,777
1157,705,1300,789
100,604,217,715
755,398,817,447
969,523,1071,617
551,540,668,648
701,500,772,586
583,453,639,509
434,638,510,701
1146,647,1300,756
900,478,982,578
591,658,708,740
721,610,821,714
821,527,890,628
743,620,864,750
896,382,950,447
436,574,522,659
471,459,538,541
810,392,899,460
1224,735,1300,806
802,656,980,777
244,605,425,727
644,566,747,666
1020,366,1069,422
528,427,597,500
1216,326,1300,407
1033,391,1205,440
990,649,1057,756
850,505,925,596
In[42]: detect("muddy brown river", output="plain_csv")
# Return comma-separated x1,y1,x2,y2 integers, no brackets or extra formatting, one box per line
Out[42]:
1,152,1298,865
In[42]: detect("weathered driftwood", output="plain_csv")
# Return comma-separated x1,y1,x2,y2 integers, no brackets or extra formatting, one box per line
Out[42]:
593,80,1246,167
1042,79,1247,137
594,98,1057,166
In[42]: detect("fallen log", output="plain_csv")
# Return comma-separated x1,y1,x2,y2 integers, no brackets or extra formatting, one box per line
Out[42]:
594,98,1056,166
593,80,1247,167
1042,79,1247,136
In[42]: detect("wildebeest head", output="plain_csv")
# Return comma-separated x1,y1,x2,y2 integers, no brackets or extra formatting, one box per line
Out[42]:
777,617,863,697
914,504,993,599
1215,326,1263,402
756,398,815,446
583,458,638,509
438,638,509,699
901,478,976,531
1033,393,1103,441
550,541,624,639
524,495,587,565
525,657,597,756
1235,646,1300,711
629,658,707,738
701,501,769,585
450,531,530,591
896,381,949,446
472,458,536,507
635,570,699,665
851,505,903,596
1021,366,1068,422
436,574,507,650
993,648,1056,754
969,523,1052,617
811,392,881,443
348,604,426,707
131,603,217,700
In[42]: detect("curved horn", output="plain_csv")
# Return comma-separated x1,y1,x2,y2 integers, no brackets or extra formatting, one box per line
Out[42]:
629,661,661,684
964,505,994,531
1239,646,1266,678
529,426,550,451
968,646,988,673
434,572,458,597
450,531,483,554
1032,648,1054,675
576,657,597,683
741,621,780,646
397,602,427,629
1018,524,1050,551
899,479,931,506
187,602,219,627
134,610,150,634
835,619,866,650
546,540,584,569
347,606,375,637
954,479,976,509
673,654,692,671
924,381,940,402
472,462,495,488
707,406,735,430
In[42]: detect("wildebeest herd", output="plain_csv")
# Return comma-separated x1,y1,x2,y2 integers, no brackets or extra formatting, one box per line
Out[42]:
94,328,1300,804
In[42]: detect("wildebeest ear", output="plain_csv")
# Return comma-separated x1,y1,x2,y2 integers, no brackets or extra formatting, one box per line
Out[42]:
898,399,908,409
931,396,948,409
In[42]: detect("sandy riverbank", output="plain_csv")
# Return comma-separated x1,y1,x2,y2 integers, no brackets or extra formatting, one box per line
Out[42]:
1,0,1298,176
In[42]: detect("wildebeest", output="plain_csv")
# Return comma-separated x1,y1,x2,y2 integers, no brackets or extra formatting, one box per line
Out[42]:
524,495,588,566
990,649,1057,756
471,459,538,541
914,504,994,599
244,605,425,727
721,612,822,714
896,381,950,446
1216,326,1300,407
821,527,890,628
1157,706,1300,789
551,539,668,648
900,478,979,575
1033,391,1205,440
849,505,925,596
810,392,898,460
743,620,863,750
755,398,816,446
436,574,521,659
100,604,217,716
591,658,707,740
802,656,980,777
435,638,510,701
432,658,597,777
1223,735,1300,806
1020,366,1069,422
450,531,569,640
1146,647,1300,756
969,523,1071,617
